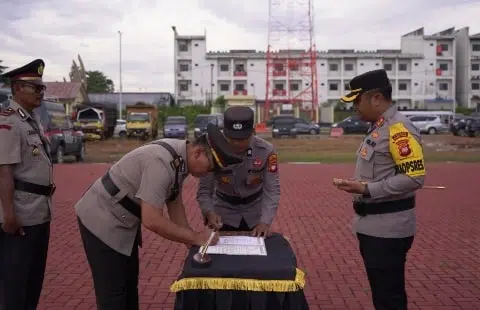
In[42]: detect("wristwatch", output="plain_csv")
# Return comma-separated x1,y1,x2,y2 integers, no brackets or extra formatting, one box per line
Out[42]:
362,184,371,198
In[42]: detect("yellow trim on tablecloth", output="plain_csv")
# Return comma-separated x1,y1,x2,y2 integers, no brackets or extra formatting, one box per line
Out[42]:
170,268,305,293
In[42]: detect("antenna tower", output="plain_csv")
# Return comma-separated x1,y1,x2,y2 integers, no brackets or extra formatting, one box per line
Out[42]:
265,0,318,121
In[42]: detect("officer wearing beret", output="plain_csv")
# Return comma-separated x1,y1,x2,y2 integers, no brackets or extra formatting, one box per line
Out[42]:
333,69,425,310
0,59,54,310
75,123,242,309
196,106,281,237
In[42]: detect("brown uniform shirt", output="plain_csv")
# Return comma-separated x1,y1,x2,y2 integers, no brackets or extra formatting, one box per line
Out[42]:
0,100,53,225
75,139,189,256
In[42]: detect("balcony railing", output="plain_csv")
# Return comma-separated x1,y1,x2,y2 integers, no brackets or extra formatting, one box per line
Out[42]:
233,90,248,95
273,89,286,96
234,71,247,77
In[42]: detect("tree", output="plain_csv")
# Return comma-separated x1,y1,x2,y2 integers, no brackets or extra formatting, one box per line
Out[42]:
86,70,114,93
0,60,9,85
213,95,226,108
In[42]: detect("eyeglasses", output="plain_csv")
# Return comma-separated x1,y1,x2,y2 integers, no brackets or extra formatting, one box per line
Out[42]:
21,83,47,94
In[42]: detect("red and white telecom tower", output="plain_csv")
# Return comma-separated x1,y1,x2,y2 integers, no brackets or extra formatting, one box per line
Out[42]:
264,0,318,122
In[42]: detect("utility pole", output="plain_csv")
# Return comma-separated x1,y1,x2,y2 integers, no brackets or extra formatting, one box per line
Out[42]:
210,63,214,106
118,30,123,119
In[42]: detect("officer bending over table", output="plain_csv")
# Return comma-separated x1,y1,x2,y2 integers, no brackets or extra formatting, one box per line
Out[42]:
196,106,280,237
333,69,425,310
0,59,54,310
75,123,242,310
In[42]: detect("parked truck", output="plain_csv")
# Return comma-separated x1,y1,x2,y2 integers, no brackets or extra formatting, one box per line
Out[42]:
126,103,158,140
72,102,118,140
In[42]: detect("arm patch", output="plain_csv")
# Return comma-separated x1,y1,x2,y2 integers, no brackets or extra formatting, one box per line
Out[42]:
389,123,425,177
267,153,278,172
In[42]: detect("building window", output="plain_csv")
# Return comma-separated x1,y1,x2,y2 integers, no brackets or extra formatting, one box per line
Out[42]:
329,64,338,71
472,83,480,90
179,83,189,92
440,44,449,51
384,63,392,71
398,63,407,71
235,64,245,72
290,83,299,91
274,83,284,90
235,84,245,91
220,84,229,91
178,42,188,52
439,83,448,91
179,64,189,72
344,64,353,71
344,83,350,91
220,64,229,71
439,63,448,71
329,83,338,91
398,83,408,91
472,44,480,52
472,63,480,71
274,64,284,71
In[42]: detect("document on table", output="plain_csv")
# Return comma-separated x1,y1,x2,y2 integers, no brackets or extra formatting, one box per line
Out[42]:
200,236,267,256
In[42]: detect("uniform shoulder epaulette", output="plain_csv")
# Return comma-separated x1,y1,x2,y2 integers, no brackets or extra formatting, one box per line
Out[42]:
0,108,15,117
254,136,271,149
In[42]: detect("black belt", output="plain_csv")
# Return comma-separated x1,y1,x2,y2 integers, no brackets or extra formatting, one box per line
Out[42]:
353,197,415,216
101,173,141,219
216,190,262,205
14,180,56,196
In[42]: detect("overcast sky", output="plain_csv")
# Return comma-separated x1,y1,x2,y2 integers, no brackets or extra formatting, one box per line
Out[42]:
1,0,479,92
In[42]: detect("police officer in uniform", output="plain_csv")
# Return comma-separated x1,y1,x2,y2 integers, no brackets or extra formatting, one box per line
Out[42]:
0,59,54,310
196,106,280,237
333,69,425,310
75,123,242,310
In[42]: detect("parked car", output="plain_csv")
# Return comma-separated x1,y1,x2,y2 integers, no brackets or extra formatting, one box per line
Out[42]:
450,116,480,136
294,118,320,135
330,116,370,134
114,119,127,138
163,116,188,139
35,100,86,163
272,118,297,138
194,114,222,139
266,114,295,127
465,118,480,137
409,115,447,135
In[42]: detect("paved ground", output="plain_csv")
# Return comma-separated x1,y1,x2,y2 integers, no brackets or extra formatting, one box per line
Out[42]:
38,163,479,310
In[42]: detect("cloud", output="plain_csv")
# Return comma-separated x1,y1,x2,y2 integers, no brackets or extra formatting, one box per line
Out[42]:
1,0,480,92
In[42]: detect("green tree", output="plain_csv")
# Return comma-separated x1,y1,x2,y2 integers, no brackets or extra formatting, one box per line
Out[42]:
0,60,9,85
213,95,226,108
86,70,114,93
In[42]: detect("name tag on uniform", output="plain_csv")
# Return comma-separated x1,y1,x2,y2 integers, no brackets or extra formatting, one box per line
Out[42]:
28,130,37,135
366,139,376,147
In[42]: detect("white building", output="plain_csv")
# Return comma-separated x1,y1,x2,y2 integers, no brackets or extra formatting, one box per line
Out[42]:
455,27,480,109
173,27,468,110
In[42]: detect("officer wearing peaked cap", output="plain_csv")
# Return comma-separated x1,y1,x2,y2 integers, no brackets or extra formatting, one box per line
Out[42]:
333,69,425,310
197,106,281,237
0,59,54,310
75,123,242,309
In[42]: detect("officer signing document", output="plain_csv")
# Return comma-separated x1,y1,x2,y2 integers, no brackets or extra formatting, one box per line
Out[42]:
333,69,425,310
196,106,280,237
75,124,242,309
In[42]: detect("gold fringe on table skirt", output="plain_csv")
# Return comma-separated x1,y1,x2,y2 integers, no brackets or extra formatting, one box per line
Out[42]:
170,268,305,293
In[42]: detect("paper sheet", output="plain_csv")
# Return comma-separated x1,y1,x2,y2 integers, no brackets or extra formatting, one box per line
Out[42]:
200,236,267,256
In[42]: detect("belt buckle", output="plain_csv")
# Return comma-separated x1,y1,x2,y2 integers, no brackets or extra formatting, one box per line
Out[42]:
49,183,56,196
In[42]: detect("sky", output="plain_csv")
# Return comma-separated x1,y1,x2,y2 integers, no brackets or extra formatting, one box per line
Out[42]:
1,0,480,92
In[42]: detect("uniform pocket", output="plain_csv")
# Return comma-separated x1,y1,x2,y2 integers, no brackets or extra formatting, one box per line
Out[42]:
246,173,263,187
356,144,374,179
109,198,140,229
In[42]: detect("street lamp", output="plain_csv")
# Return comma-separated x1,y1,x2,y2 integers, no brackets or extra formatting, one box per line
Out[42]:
118,30,123,119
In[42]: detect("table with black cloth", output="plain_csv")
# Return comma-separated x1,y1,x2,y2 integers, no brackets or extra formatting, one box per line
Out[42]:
170,232,308,310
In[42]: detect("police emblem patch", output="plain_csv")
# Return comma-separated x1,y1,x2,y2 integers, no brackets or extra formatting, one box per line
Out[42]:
267,154,278,172
396,140,412,157
38,64,44,76
220,176,230,184
253,158,262,167
233,123,242,130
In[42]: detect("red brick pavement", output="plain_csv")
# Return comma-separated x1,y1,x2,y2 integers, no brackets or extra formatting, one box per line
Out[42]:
36,163,479,310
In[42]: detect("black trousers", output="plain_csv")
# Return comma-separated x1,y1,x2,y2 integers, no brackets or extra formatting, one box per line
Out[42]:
219,218,252,232
78,217,139,310
357,233,414,310
0,222,50,310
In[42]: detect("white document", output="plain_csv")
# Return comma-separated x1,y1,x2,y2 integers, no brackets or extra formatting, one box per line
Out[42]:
200,236,267,256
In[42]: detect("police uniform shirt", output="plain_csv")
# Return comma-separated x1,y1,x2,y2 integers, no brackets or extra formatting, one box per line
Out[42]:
196,135,280,228
0,100,53,225
75,139,189,256
353,104,425,238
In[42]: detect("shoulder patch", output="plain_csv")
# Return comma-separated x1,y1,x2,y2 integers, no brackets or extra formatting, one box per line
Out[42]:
267,153,278,173
389,122,425,177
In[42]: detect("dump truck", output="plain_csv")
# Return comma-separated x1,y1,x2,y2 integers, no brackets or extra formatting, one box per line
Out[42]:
126,103,158,140
72,102,118,140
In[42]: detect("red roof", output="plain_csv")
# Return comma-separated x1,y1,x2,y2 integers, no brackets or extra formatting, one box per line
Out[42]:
44,82,82,100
